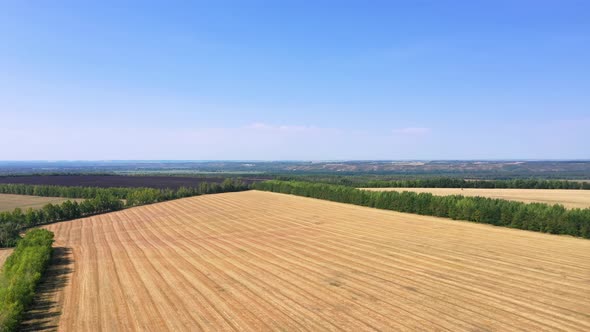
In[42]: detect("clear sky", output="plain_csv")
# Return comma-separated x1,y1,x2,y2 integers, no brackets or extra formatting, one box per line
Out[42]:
1,1,588,160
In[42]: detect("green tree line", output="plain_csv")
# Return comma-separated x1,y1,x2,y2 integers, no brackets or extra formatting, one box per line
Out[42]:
0,194,122,247
0,179,249,247
0,179,247,202
0,183,138,199
273,176,590,189
356,178,590,189
0,229,54,331
254,180,590,238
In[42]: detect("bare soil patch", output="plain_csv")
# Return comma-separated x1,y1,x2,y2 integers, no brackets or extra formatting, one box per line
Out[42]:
0,248,13,267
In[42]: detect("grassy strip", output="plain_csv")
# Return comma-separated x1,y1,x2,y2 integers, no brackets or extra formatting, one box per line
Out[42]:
254,180,590,238
0,229,54,331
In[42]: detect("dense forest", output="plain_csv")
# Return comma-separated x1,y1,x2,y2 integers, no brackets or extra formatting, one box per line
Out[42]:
0,179,249,247
0,229,54,332
254,180,590,238
275,176,590,189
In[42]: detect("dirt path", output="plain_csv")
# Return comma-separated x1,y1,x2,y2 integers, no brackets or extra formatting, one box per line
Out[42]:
0,248,13,268
363,187,590,208
36,191,590,331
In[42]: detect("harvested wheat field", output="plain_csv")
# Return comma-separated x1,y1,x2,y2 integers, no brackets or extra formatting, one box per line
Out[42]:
0,193,82,212
39,190,590,331
0,248,12,267
363,187,590,209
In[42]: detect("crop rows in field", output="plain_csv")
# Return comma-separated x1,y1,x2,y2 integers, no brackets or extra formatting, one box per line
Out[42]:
40,191,590,331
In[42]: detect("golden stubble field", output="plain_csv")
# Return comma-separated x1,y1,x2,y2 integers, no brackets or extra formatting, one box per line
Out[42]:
36,191,590,331
362,188,590,209
0,193,82,212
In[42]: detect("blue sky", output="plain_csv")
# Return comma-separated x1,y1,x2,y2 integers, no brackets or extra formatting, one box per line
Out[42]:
1,1,589,160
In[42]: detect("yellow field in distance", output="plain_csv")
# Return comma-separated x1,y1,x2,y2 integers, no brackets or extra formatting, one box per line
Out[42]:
0,193,82,212
362,187,590,209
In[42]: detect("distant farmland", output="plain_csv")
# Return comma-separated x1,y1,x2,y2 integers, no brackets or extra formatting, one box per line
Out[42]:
0,175,264,189
0,193,82,212
37,191,590,331
363,187,590,209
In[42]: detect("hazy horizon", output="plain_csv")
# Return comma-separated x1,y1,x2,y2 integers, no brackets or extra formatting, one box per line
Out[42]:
2,1,589,160
1,159,590,162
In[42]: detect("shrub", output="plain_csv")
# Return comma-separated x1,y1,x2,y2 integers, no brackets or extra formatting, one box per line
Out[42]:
0,229,54,331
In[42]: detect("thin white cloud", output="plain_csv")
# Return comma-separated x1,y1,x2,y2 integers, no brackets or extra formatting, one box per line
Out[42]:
392,127,432,135
246,122,320,132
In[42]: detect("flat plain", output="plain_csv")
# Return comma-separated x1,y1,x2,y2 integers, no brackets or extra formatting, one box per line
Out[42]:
39,190,590,331
363,187,590,209
0,175,264,189
0,193,81,212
